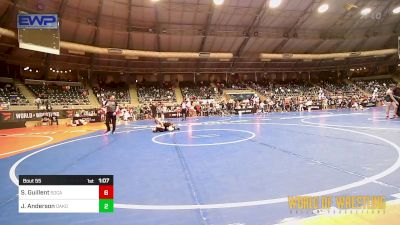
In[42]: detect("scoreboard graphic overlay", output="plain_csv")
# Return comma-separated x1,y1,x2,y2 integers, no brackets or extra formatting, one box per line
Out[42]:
18,175,114,213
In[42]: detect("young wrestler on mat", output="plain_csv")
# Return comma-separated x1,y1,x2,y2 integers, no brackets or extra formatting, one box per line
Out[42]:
153,118,180,133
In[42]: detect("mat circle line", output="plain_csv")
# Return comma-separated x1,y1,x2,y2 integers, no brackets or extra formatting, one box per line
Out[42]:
152,129,256,147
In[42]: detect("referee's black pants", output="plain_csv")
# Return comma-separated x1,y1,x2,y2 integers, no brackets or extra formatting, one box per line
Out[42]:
181,108,187,120
106,112,117,132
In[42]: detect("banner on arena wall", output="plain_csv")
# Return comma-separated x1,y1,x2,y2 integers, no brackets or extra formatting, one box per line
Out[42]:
164,112,179,118
309,105,321,110
0,110,73,122
361,102,377,108
235,108,257,114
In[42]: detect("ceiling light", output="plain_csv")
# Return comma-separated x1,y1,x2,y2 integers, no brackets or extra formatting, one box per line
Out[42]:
360,8,372,16
393,6,400,14
151,0,160,2
29,69,32,72
318,3,329,13
213,0,224,5
269,0,282,8
24,67,29,71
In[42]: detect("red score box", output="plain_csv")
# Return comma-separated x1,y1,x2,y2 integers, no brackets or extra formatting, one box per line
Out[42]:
99,185,114,199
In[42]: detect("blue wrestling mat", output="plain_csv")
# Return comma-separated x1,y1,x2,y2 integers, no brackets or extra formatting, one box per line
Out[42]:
1,107,400,225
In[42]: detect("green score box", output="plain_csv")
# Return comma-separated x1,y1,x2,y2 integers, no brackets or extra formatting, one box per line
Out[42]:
99,199,114,213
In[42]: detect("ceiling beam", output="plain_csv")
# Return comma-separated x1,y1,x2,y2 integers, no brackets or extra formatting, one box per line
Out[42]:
0,0,18,27
272,0,320,53
339,0,385,38
304,0,367,54
383,11,400,48
127,0,132,49
391,15,400,34
304,39,326,53
87,24,387,40
91,0,104,46
230,0,269,68
58,0,69,18
154,3,161,52
324,0,373,53
14,13,393,41
153,3,162,73
199,2,215,52
125,0,133,69
89,0,104,70
351,0,395,51
0,0,18,56
383,35,397,49
196,2,215,74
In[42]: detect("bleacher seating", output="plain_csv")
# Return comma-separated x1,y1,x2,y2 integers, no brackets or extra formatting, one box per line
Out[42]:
180,81,220,100
93,84,130,105
137,82,176,103
355,79,398,98
1,76,393,112
228,93,255,101
0,82,29,106
218,81,247,90
28,83,90,105
249,81,319,98
317,81,365,97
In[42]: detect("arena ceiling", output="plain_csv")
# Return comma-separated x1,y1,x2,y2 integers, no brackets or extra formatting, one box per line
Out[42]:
0,0,400,74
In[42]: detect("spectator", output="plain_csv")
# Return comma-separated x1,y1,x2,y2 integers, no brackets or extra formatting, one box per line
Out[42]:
35,97,41,109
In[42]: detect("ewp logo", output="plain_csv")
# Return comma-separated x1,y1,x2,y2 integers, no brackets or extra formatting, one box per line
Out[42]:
17,14,58,29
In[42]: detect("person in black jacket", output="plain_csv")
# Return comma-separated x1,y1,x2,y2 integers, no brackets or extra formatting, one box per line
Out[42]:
104,95,118,134
393,84,400,116
385,84,399,119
